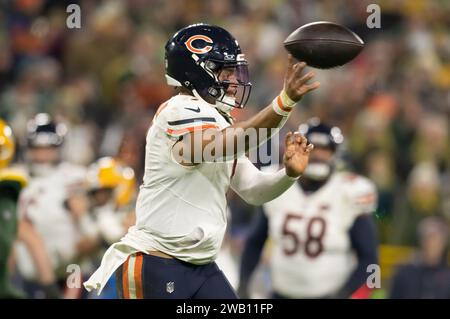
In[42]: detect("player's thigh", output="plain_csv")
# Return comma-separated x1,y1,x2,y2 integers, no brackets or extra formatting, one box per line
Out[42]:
192,270,238,299
115,253,192,299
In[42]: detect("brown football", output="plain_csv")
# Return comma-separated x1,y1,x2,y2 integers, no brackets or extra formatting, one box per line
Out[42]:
284,21,364,69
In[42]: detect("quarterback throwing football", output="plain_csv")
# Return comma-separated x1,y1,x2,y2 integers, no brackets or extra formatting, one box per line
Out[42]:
84,23,319,299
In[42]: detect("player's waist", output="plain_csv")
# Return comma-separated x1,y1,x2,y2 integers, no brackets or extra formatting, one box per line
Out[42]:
123,225,226,265
147,250,174,259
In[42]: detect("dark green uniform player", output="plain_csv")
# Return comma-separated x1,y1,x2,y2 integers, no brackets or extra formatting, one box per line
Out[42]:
0,119,27,298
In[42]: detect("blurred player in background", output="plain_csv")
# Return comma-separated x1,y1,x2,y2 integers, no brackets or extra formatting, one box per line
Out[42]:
238,118,379,299
84,23,319,299
14,113,95,298
0,118,60,298
82,157,136,299
0,119,28,298
85,157,136,246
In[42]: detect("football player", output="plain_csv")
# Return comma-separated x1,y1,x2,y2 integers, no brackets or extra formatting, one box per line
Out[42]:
15,114,93,298
238,118,379,299
0,118,28,298
85,23,319,299
79,157,137,299
85,157,136,245
0,118,60,298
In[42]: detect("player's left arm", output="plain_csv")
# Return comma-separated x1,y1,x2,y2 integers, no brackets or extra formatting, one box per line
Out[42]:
230,132,313,206
337,214,379,298
238,208,269,298
17,219,62,298
336,177,379,298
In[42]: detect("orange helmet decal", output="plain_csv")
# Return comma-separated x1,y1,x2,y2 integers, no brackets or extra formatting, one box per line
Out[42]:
184,35,213,54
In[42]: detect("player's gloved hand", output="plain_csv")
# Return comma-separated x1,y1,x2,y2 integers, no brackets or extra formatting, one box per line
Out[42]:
42,282,63,299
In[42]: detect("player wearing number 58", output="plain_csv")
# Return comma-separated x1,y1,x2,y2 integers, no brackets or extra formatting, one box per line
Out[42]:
238,119,379,299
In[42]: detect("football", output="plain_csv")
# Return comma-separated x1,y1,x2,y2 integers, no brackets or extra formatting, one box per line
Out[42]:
283,21,364,69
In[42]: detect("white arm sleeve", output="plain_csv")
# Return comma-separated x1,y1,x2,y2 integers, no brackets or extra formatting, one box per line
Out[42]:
216,116,290,162
248,114,290,153
230,157,298,206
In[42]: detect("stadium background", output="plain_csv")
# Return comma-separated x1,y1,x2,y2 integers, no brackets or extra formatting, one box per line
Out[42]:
1,0,449,298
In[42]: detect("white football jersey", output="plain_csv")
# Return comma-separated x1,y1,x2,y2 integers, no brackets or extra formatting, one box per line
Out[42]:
263,170,377,298
93,203,130,245
134,94,235,264
15,162,87,279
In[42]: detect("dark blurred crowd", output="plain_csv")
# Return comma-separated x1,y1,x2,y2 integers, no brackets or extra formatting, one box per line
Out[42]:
1,0,449,297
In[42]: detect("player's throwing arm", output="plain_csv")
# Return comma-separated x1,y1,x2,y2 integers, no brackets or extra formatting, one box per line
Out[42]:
172,54,320,165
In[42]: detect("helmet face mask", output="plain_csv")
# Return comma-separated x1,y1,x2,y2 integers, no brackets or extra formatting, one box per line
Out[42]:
215,61,251,109
165,23,252,109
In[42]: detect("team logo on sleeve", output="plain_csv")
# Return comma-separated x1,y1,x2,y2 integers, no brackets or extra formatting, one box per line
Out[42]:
185,35,213,54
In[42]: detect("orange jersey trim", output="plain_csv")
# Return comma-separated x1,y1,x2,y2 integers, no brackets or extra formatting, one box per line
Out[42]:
166,124,219,136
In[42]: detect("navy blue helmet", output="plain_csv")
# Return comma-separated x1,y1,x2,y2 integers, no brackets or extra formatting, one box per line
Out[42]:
165,23,252,108
298,118,343,151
